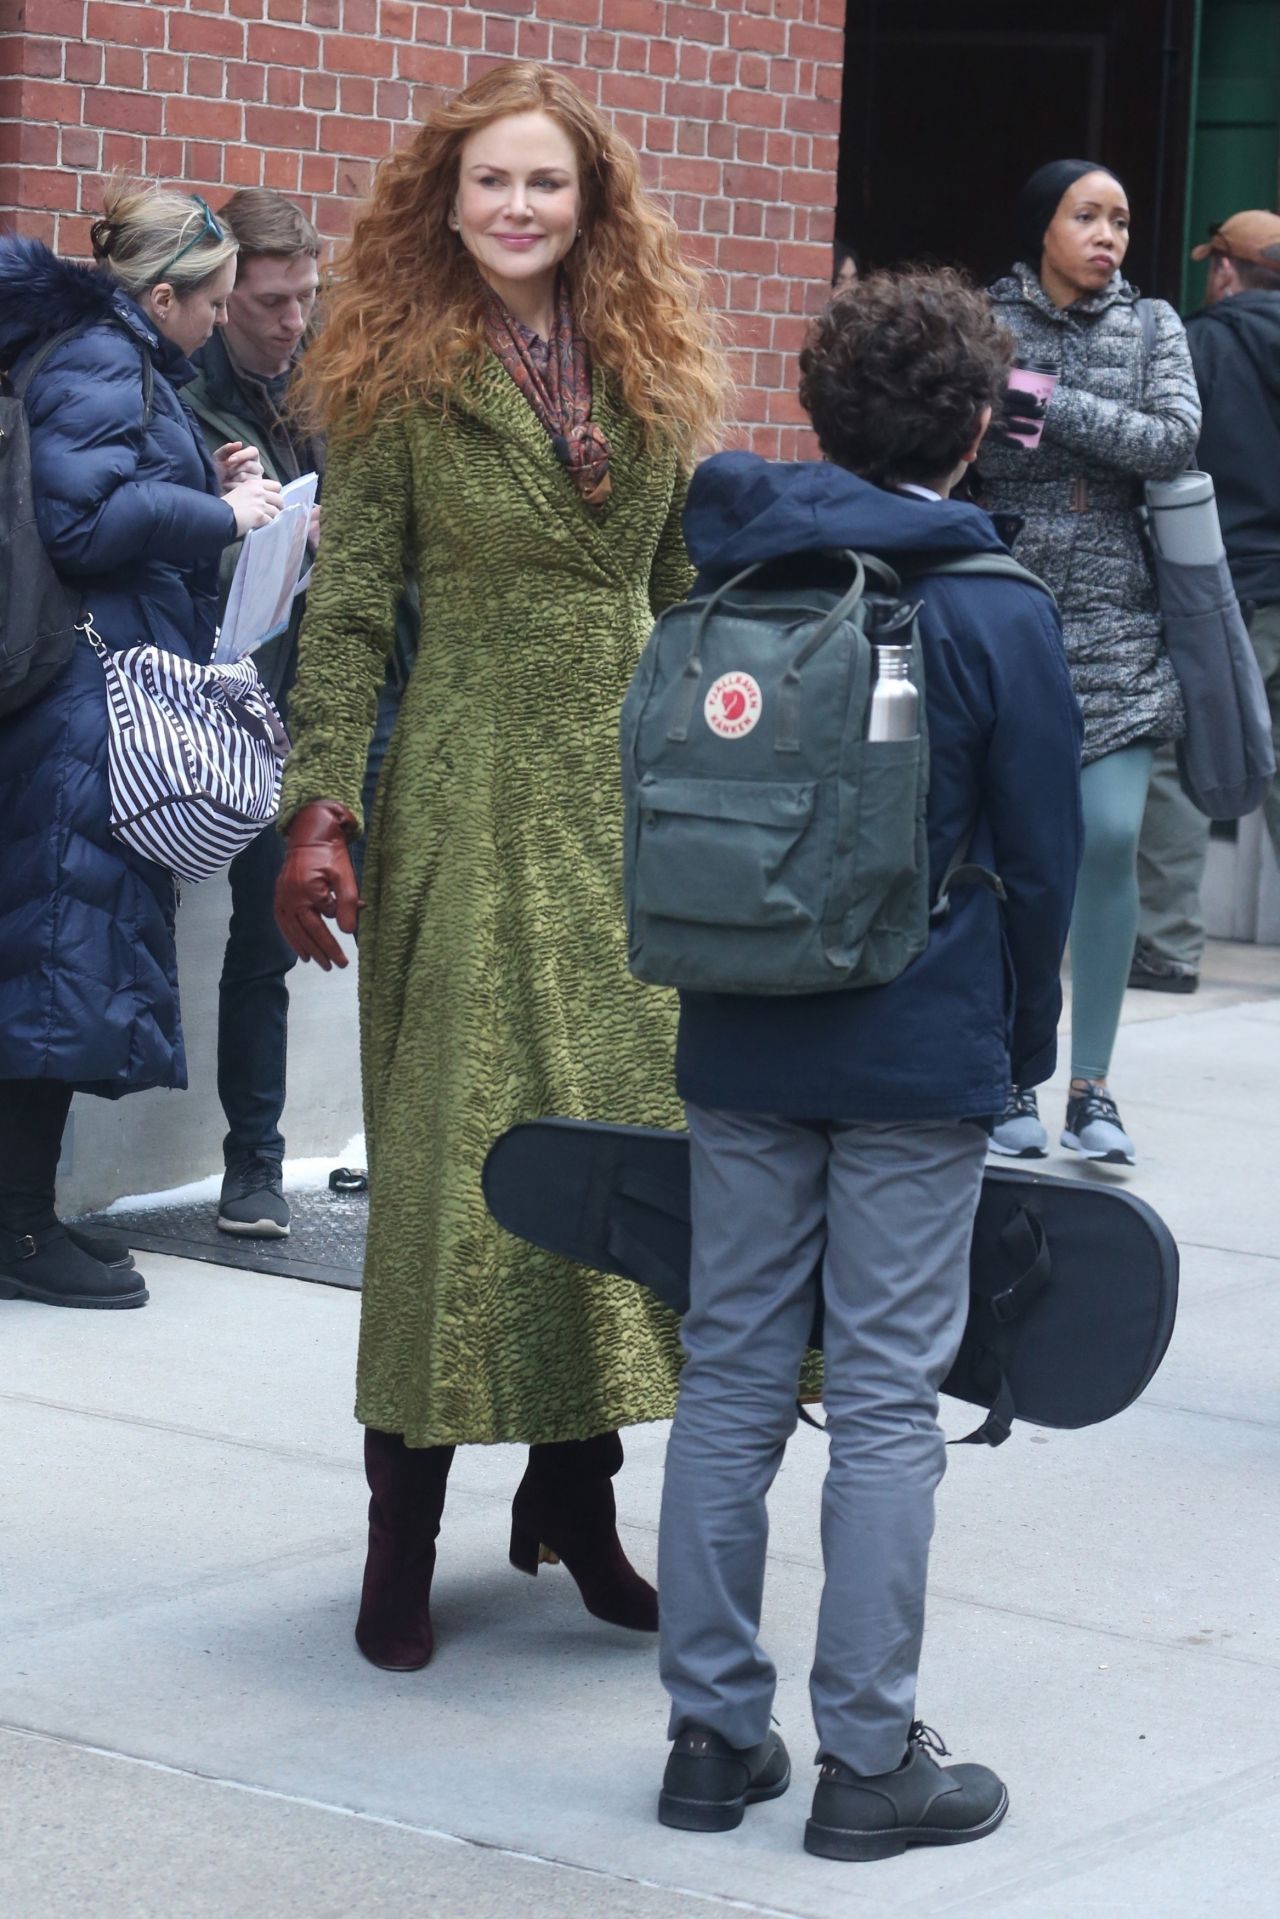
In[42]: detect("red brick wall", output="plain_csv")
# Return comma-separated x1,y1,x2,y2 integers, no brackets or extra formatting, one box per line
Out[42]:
0,0,846,454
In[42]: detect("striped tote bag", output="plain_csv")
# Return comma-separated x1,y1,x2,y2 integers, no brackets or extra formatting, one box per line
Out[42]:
82,615,289,885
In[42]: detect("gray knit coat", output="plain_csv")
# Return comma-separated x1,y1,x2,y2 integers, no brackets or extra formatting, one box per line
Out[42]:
981,267,1201,764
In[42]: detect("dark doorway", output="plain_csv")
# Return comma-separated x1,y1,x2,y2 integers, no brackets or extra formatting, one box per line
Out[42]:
838,1,1200,302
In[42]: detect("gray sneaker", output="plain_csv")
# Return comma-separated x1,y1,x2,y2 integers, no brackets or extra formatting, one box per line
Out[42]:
804,1723,1008,1862
217,1156,290,1237
1061,1087,1135,1165
989,1086,1048,1159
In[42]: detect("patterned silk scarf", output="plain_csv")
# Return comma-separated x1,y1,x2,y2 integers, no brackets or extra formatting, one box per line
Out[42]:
483,278,613,515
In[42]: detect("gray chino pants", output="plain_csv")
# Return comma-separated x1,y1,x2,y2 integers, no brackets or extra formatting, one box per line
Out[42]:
1136,741,1211,972
658,1104,988,1776
1137,602,1280,970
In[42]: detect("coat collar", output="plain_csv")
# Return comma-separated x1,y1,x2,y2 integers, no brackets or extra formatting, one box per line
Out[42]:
190,326,302,417
450,350,643,566
992,262,1140,326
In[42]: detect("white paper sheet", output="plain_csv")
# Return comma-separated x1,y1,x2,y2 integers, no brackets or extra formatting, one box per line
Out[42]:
213,471,318,664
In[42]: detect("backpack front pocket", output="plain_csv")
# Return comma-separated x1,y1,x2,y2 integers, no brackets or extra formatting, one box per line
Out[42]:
633,776,820,927
849,735,925,904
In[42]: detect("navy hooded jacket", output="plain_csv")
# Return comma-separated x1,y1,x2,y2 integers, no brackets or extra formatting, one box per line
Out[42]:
0,239,236,1095
672,453,1084,1123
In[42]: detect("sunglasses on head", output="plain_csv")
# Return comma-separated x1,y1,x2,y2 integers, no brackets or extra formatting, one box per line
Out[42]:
158,195,221,278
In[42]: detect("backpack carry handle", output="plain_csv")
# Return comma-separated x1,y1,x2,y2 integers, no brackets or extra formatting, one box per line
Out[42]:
667,551,873,744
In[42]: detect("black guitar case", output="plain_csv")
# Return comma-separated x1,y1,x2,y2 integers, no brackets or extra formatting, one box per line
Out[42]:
483,1118,1179,1446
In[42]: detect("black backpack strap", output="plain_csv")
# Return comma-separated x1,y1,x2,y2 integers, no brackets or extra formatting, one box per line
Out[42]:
1135,296,1157,362
12,319,153,429
950,1206,1052,1447
10,326,84,401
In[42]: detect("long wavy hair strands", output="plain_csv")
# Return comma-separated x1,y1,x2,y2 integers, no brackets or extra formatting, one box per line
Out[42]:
294,63,730,465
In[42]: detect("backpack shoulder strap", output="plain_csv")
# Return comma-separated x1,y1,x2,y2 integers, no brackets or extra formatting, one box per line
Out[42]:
906,551,1053,597
900,549,1049,918
10,326,84,401
11,319,153,429
1135,295,1158,362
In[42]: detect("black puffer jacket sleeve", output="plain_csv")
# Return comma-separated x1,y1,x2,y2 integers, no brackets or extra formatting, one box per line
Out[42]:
25,326,235,577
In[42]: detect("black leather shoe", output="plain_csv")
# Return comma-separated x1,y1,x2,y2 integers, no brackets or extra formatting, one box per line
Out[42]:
1128,947,1198,994
0,1223,148,1309
658,1726,790,1832
804,1723,1007,1861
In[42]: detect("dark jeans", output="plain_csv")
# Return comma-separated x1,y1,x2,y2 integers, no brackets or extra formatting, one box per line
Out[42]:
0,1079,73,1230
351,673,405,898
217,821,298,1167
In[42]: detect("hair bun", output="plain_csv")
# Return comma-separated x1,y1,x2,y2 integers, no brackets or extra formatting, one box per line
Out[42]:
89,218,116,262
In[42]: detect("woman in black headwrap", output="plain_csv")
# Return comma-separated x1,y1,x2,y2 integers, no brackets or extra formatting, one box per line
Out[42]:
980,159,1200,1167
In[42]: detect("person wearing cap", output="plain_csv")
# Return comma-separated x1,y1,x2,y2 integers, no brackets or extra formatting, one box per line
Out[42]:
980,159,1200,1168
1132,210,1280,993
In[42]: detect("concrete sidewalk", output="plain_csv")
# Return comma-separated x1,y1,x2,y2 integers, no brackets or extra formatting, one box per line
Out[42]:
2,942,1279,1918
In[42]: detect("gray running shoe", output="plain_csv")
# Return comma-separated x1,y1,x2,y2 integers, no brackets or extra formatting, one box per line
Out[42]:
988,1085,1048,1159
217,1156,290,1237
1061,1087,1135,1165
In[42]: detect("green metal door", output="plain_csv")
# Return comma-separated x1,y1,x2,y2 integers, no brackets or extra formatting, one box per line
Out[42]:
1184,0,1280,306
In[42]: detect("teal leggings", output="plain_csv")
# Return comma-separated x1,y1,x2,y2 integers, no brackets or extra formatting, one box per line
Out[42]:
1070,743,1155,1082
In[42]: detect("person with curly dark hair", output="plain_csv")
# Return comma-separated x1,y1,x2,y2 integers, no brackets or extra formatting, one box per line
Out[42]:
654,267,1083,1859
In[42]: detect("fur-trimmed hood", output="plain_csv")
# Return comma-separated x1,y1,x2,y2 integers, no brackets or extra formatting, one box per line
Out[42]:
0,236,159,370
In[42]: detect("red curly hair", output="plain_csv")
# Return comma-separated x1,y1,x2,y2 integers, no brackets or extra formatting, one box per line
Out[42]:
296,63,731,463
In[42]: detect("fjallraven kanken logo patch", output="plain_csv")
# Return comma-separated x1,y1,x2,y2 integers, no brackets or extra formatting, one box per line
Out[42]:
704,671,762,738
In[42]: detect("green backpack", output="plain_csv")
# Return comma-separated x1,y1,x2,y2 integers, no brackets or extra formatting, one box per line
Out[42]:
620,547,1049,996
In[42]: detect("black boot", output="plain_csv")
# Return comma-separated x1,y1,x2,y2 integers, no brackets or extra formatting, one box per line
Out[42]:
804,1723,1008,1861
0,1222,148,1309
0,1081,146,1307
509,1430,658,1631
64,1222,136,1269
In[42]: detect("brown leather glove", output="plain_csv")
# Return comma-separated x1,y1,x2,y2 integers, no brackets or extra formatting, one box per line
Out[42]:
274,800,363,971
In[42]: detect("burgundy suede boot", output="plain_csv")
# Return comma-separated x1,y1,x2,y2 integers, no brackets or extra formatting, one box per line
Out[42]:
509,1430,658,1632
354,1427,455,1671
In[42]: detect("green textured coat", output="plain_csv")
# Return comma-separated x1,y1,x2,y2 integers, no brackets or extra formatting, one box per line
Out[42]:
280,356,693,1446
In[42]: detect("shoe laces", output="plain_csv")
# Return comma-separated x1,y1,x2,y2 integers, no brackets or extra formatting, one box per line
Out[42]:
225,1154,283,1195
908,1722,950,1759
1002,1085,1039,1122
1070,1086,1122,1128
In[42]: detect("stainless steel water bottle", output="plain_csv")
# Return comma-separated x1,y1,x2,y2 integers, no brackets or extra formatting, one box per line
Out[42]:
866,644,919,741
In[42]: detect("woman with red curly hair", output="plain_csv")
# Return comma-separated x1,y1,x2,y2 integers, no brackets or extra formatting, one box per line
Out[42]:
273,63,729,1672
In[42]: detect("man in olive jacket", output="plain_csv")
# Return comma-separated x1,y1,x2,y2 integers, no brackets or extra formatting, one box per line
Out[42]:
186,190,322,1237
